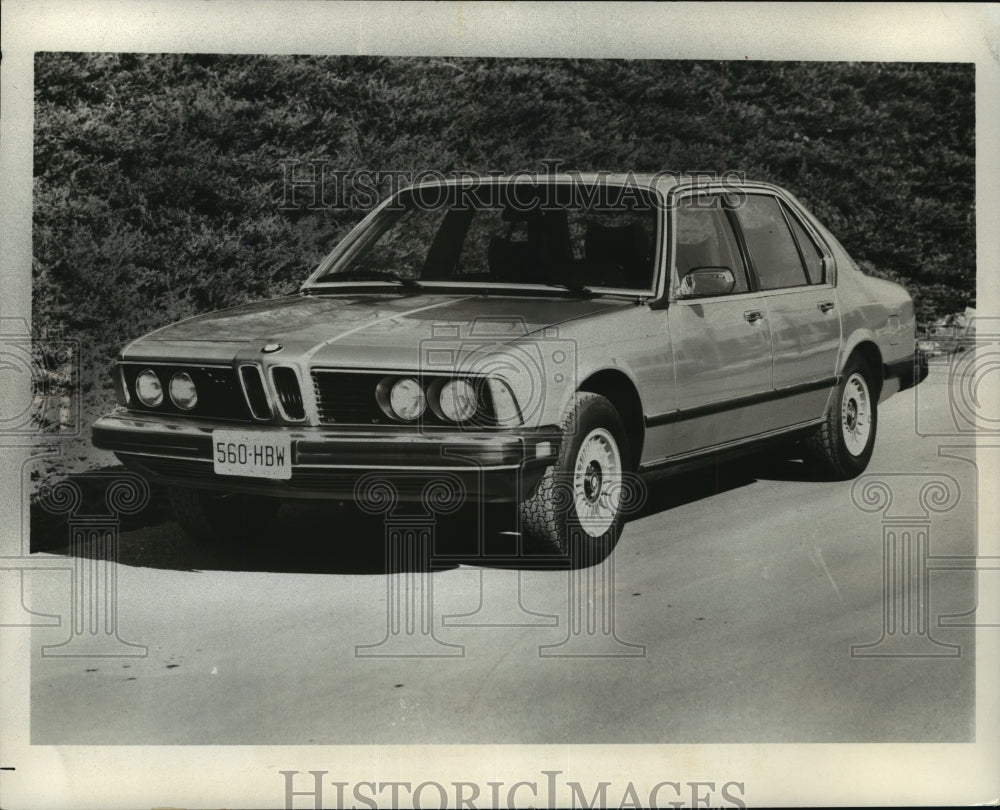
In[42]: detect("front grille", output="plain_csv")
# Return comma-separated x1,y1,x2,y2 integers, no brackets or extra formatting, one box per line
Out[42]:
312,371,382,424
239,365,272,420
272,367,305,420
121,363,250,421
312,370,496,427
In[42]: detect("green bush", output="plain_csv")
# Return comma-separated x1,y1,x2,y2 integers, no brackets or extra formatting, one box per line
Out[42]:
33,55,975,401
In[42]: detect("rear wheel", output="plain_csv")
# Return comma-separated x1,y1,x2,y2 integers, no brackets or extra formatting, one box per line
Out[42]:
519,392,631,566
167,487,280,543
804,355,879,479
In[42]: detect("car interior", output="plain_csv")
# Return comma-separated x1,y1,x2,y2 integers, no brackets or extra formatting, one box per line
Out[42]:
482,207,654,289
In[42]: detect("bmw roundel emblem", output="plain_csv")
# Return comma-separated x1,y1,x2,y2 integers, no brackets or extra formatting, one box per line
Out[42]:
261,343,283,353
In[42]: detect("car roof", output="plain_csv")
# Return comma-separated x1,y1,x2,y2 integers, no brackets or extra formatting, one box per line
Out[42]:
404,172,779,196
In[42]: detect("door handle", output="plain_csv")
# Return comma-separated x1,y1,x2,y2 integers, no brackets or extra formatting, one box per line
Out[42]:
818,301,835,313
743,310,764,324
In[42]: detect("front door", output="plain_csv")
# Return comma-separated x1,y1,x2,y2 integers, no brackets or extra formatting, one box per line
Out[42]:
650,194,775,460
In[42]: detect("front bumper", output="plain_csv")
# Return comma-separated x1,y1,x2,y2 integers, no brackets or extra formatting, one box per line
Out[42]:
92,411,560,502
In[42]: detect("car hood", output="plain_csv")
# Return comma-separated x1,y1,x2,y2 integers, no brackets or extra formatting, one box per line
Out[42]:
122,292,631,366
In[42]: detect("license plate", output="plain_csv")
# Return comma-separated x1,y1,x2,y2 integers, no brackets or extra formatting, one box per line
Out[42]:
212,430,292,480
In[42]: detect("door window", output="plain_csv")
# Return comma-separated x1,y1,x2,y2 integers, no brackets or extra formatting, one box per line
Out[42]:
732,195,811,290
782,202,826,284
674,196,749,294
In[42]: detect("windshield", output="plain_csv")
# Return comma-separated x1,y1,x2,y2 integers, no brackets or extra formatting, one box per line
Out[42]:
311,182,659,292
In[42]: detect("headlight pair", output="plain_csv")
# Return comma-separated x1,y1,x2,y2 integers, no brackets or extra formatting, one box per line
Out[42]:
135,368,197,410
377,376,479,423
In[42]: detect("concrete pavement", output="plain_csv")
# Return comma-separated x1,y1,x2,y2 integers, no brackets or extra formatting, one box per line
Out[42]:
29,363,978,744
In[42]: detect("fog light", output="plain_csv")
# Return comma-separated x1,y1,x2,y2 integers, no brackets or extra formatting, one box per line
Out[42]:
135,369,163,407
169,371,198,410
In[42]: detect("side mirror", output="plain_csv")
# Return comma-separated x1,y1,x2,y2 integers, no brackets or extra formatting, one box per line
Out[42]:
678,266,736,298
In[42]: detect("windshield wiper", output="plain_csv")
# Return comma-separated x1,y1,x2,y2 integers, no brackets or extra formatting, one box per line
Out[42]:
537,280,601,298
314,270,423,289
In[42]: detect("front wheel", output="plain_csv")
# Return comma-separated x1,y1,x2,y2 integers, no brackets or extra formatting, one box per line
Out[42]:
167,487,280,543
804,356,879,479
519,392,631,566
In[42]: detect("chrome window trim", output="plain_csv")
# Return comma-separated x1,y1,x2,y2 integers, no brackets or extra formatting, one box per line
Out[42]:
666,185,842,300
667,191,754,300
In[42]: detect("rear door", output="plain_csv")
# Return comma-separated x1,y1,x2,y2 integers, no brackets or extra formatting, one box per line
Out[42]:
730,193,841,430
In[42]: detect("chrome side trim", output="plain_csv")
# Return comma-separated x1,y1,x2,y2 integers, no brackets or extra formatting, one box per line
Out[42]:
312,367,494,376
108,448,211,461
639,417,825,472
300,434,528,446
119,360,232,369
644,377,839,428
113,450,521,473
295,463,522,472
95,412,541,438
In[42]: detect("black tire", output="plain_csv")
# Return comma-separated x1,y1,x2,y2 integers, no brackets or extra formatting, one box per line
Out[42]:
167,487,280,543
519,392,631,566
804,355,879,479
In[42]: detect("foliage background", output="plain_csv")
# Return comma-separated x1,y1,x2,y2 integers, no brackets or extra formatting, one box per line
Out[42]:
32,55,975,464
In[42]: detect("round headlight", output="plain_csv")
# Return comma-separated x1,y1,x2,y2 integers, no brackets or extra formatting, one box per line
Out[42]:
135,369,163,407
439,379,478,422
169,371,198,410
389,378,426,421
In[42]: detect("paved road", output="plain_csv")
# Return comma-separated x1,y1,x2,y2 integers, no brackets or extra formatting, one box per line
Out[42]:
30,363,978,743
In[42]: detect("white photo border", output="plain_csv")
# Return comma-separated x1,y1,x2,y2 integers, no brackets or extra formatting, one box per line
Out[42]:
2,2,998,808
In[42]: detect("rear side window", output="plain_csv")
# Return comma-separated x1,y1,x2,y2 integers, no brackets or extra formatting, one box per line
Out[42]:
732,195,809,290
782,202,826,284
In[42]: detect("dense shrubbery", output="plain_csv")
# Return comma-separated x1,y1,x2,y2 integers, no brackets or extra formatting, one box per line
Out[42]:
33,55,975,399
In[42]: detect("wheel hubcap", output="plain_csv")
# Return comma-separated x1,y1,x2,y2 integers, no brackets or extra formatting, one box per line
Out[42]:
583,461,603,502
573,427,622,537
841,372,872,456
